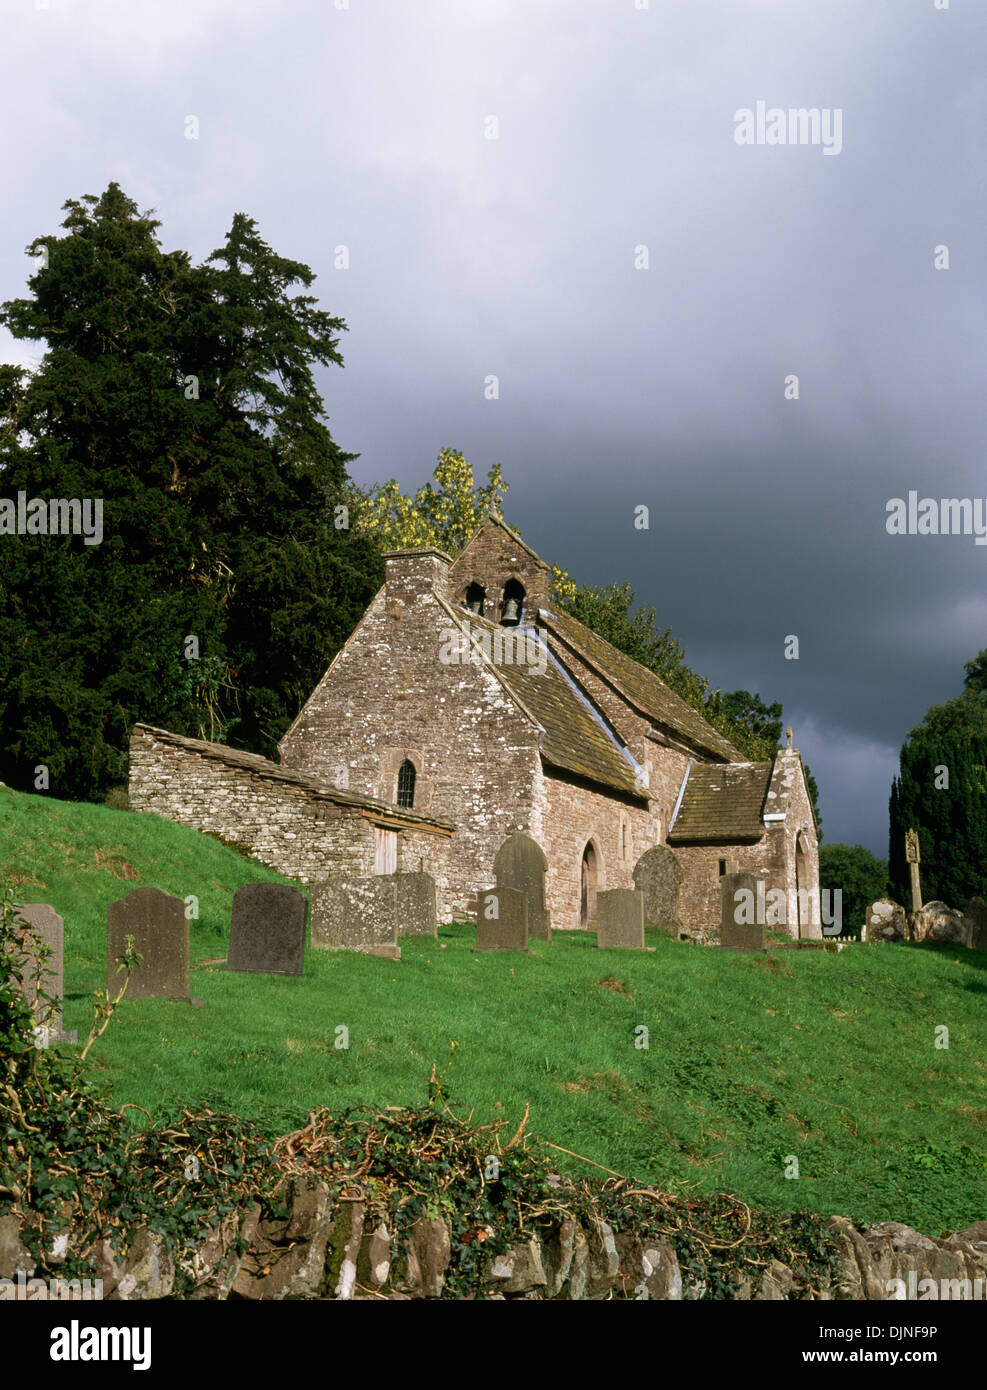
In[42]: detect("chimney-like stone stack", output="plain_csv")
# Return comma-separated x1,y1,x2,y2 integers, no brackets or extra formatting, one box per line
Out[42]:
382,548,453,609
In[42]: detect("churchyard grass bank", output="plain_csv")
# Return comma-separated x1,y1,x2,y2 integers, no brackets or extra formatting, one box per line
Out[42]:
2,785,986,1235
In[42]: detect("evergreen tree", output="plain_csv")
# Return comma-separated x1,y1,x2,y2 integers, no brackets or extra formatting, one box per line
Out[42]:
889,687,987,906
0,185,381,798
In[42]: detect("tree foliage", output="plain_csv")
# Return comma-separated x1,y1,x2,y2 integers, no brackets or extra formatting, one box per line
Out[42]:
819,843,889,934
0,184,382,798
889,664,987,906
354,447,508,555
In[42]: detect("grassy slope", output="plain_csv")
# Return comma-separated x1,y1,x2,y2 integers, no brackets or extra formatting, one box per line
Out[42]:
2,786,985,1232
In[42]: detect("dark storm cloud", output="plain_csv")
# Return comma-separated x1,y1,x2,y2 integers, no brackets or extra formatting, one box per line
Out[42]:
2,0,984,855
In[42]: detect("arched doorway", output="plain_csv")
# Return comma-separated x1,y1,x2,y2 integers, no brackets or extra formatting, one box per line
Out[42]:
580,842,599,926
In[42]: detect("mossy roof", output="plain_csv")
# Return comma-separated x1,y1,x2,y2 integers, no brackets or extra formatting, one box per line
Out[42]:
538,608,743,763
667,762,774,844
434,602,649,802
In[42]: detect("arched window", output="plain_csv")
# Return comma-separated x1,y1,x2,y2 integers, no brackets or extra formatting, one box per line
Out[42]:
501,578,525,626
465,582,485,616
397,759,416,809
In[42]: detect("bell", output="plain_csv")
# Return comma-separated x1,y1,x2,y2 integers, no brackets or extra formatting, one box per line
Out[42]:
502,597,520,625
469,598,483,615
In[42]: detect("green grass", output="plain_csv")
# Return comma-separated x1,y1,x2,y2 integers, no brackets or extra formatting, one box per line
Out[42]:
3,785,986,1233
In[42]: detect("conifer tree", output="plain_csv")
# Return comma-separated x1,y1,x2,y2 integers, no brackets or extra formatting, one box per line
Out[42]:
0,185,380,798
889,670,987,906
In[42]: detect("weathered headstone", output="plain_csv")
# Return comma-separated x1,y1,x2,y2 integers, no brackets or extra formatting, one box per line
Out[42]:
310,878,401,959
963,897,987,953
106,887,190,1000
393,872,437,937
719,873,766,952
9,904,76,1044
862,899,908,943
911,901,970,946
473,886,530,952
596,889,646,949
632,846,683,933
493,833,551,940
228,884,308,975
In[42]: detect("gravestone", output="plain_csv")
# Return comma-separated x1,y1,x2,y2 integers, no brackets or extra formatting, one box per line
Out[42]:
632,846,683,933
911,901,969,946
473,887,530,952
310,878,401,960
106,887,190,1000
228,884,308,975
393,872,437,937
596,889,646,949
493,833,551,940
719,873,766,953
963,897,987,953
862,899,908,943
10,904,76,1044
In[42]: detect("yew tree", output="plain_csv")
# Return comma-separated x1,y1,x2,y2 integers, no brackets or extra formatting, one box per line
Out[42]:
0,184,381,798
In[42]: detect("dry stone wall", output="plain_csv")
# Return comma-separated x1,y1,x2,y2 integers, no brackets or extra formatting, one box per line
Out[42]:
6,1193,984,1301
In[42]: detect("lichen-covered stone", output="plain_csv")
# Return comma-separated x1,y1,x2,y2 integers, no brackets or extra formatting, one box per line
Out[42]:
231,1181,334,1300
486,1239,547,1294
397,1216,451,1298
862,900,908,943
911,902,970,946
0,1214,33,1279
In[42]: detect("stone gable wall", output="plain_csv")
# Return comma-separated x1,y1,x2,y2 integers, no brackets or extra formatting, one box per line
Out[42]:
672,753,821,938
777,751,822,936
279,584,544,921
448,523,550,621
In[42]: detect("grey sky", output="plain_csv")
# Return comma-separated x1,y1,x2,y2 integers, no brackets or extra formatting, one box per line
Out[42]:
2,0,985,856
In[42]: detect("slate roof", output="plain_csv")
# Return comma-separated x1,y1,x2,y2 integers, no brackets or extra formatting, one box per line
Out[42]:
131,724,456,832
434,602,649,802
539,608,744,763
667,762,774,844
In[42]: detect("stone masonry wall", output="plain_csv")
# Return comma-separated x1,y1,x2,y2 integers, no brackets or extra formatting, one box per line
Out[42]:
673,752,821,938
533,771,654,930
777,750,822,936
447,522,551,622
279,562,545,922
8,1193,984,1301
130,727,372,883
674,840,785,939
129,727,444,896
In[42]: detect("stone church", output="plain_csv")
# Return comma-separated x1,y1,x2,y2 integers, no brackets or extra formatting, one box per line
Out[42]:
129,514,820,937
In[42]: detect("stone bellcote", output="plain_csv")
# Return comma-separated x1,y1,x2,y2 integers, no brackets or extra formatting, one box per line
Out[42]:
447,514,551,624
